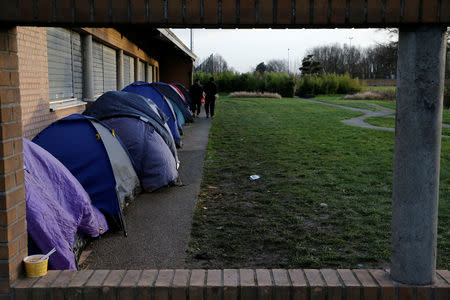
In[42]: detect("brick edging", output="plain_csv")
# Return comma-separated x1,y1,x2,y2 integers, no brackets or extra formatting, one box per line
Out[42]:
12,269,450,300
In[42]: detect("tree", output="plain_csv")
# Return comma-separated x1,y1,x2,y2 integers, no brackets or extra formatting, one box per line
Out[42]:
255,62,267,74
266,59,288,73
299,55,323,75
194,53,231,74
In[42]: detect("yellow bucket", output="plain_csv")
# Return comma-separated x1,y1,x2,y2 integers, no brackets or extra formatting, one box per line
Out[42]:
23,255,48,277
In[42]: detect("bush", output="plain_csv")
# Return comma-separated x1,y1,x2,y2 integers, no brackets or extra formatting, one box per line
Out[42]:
295,73,364,97
194,71,295,97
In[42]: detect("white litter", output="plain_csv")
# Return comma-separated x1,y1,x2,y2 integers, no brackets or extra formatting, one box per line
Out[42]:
249,175,261,180
320,203,328,208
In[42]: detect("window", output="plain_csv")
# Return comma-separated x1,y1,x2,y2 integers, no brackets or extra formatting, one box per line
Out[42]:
123,54,135,86
93,41,117,96
47,28,83,102
139,60,145,82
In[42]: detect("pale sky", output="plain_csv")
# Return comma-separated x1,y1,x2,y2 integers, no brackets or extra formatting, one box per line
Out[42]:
171,28,394,73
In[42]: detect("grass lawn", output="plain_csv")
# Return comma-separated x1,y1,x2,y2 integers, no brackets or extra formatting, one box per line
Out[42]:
366,86,396,92
186,97,450,270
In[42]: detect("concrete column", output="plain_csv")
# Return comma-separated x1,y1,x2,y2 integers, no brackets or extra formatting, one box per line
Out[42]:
117,49,124,90
391,25,447,285
81,34,94,101
134,57,140,81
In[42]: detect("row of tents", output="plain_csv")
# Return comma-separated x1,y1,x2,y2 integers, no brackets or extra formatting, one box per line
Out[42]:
25,81,194,270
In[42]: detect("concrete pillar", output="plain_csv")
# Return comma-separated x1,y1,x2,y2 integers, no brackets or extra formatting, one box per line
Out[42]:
81,34,94,101
117,49,124,90
391,25,447,285
134,57,140,81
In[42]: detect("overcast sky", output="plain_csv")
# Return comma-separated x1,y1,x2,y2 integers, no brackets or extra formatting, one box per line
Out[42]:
171,28,394,73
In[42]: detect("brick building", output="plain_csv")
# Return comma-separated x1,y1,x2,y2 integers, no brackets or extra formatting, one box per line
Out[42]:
16,26,195,139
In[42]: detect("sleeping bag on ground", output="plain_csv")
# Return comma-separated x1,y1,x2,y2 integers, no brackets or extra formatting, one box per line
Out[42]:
24,139,108,270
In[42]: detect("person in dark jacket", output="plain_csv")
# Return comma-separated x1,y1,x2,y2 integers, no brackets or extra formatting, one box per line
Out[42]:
203,77,217,118
189,79,203,117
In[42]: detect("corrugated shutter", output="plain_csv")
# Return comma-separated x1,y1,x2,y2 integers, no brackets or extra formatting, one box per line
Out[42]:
93,41,104,96
139,61,145,81
71,32,83,100
47,28,73,100
103,45,117,92
147,65,153,83
130,58,135,82
123,55,135,86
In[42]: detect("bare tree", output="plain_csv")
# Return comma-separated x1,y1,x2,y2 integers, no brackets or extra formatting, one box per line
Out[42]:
195,53,231,73
266,59,288,73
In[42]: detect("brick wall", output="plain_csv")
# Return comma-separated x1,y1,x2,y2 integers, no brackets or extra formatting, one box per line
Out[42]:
0,27,27,300
13,269,450,299
16,27,85,140
160,53,193,88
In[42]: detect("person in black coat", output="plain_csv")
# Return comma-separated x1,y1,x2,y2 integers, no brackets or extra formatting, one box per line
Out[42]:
189,79,203,117
203,77,217,118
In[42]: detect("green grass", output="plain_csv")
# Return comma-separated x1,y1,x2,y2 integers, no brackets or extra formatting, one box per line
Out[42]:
186,97,450,269
365,117,395,128
366,116,450,136
313,95,380,111
366,86,396,91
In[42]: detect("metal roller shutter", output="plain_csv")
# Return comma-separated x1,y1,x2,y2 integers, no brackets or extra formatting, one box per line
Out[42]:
47,28,73,101
130,58,135,82
139,61,145,81
93,41,104,96
103,45,117,92
71,32,83,100
123,55,135,86
147,65,153,83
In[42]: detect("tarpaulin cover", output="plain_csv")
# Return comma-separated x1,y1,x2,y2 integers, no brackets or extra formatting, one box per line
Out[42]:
151,82,194,123
122,82,182,147
33,114,139,231
172,83,192,106
84,91,178,158
102,117,178,192
24,138,108,270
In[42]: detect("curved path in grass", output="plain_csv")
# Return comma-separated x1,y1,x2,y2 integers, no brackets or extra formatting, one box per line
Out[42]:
302,98,450,137
301,98,395,132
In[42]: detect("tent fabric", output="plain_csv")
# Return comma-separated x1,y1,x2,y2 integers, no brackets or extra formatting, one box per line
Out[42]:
24,138,109,270
32,114,140,231
102,117,178,192
172,83,192,106
170,99,186,127
151,82,194,123
122,82,183,146
84,91,178,158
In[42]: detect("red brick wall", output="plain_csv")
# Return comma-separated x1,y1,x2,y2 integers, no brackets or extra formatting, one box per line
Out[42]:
16,27,85,140
0,26,27,299
13,269,450,300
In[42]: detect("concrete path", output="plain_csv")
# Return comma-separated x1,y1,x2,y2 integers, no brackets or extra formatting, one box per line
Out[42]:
80,112,211,269
301,98,395,132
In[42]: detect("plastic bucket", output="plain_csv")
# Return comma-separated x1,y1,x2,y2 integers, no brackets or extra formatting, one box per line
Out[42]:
23,255,48,277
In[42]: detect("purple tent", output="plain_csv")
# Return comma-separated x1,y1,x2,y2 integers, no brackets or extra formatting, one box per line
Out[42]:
102,117,178,192
24,139,109,270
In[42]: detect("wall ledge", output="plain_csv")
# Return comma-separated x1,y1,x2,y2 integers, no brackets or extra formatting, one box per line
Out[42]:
12,268,450,300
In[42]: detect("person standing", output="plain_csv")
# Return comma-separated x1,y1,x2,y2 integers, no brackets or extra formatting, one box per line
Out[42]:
204,77,217,118
189,79,203,117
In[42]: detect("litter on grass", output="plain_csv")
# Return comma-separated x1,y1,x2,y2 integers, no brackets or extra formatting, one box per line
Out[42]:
250,175,261,180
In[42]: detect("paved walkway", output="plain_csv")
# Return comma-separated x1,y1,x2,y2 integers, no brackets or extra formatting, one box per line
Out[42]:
80,112,211,269
301,98,395,132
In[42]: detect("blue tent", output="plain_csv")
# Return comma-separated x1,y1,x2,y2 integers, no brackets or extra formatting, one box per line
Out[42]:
171,101,186,126
122,82,183,147
84,91,179,158
32,114,140,232
172,83,192,106
151,82,194,123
